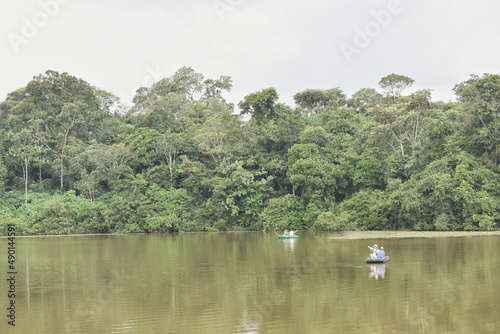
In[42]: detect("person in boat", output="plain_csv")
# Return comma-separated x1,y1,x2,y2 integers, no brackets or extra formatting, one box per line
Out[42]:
368,244,378,259
377,247,385,259
283,229,289,236
289,230,296,236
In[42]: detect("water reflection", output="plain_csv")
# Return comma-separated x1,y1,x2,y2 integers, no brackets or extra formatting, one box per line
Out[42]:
1,232,500,333
367,263,387,280
289,238,295,253
278,238,296,253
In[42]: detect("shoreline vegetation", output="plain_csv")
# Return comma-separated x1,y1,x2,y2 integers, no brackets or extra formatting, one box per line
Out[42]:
1,230,500,240
2,69,500,236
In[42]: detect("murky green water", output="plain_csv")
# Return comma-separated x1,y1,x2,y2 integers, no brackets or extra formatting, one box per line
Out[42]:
1,231,499,333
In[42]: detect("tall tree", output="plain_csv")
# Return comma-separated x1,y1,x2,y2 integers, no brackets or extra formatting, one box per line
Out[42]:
130,67,232,133
31,101,92,188
157,130,183,186
239,87,279,124
372,90,433,156
458,74,500,168
8,130,36,212
89,143,134,190
194,111,240,166
293,88,346,114
372,103,408,155
379,73,415,102
404,90,433,152
11,70,100,189
347,88,383,113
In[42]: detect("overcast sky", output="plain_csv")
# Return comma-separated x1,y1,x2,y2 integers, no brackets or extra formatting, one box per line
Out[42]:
1,0,500,109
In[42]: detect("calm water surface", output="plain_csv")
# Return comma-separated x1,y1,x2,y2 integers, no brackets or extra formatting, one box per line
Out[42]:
1,231,499,333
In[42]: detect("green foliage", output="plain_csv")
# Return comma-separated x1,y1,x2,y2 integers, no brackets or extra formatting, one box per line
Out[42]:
2,68,500,235
353,150,384,190
333,189,392,230
379,73,415,101
459,74,500,168
125,127,162,172
388,153,500,231
143,185,194,232
0,155,7,192
347,88,383,113
259,194,304,231
28,191,82,235
222,162,274,229
293,88,346,113
239,87,279,124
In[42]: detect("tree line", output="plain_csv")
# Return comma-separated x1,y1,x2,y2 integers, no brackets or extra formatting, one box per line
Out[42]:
1,69,499,235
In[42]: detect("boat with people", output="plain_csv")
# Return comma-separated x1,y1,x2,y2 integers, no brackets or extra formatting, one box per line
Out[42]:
366,244,388,263
279,229,298,239
365,256,390,263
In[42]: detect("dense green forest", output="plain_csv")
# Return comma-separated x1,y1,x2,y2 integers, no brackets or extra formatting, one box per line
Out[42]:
1,68,499,235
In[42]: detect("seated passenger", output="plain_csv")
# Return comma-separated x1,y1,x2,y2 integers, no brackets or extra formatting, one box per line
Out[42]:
289,230,295,236
377,247,385,259
283,229,289,236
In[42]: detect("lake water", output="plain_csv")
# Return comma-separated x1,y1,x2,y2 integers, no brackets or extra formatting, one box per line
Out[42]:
1,231,499,333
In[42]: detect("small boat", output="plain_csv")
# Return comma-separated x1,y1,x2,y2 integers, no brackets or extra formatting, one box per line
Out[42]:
366,256,390,263
278,235,299,239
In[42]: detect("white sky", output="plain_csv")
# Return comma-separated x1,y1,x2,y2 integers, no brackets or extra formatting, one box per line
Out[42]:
1,0,500,108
